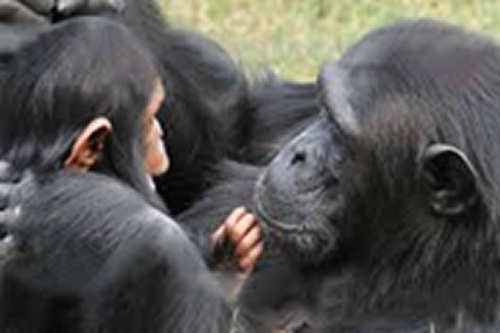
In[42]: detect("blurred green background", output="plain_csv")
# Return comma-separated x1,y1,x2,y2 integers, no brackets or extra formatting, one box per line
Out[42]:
161,0,500,81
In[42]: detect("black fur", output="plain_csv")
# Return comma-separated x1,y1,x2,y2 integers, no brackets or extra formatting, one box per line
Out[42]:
0,17,238,333
253,19,500,332
100,0,319,214
1,172,232,333
0,0,318,215
0,2,320,330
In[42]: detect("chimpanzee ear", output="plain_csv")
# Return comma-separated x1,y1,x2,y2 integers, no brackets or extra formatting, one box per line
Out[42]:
64,117,112,172
422,144,478,216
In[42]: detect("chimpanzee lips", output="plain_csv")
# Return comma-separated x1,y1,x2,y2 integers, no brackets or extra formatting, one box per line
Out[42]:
254,186,338,264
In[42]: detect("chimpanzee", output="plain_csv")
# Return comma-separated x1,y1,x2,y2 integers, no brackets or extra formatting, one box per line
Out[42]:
0,0,318,216
0,17,242,333
248,19,500,332
0,1,317,329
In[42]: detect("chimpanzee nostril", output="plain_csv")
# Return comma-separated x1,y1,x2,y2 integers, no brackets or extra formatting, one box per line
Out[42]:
290,151,307,166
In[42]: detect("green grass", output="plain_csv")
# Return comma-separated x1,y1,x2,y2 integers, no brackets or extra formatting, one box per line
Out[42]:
160,0,500,81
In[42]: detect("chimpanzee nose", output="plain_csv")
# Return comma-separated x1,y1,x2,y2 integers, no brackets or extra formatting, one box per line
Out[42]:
264,118,335,189
290,151,307,166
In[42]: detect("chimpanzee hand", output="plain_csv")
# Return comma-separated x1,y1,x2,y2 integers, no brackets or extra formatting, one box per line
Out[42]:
55,0,125,16
211,207,264,274
0,161,25,258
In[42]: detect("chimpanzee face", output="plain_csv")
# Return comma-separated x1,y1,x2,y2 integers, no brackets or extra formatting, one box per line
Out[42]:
253,52,366,266
143,80,169,176
254,20,486,269
254,114,347,264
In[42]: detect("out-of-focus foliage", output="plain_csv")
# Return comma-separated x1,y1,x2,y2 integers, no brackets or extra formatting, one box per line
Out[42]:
161,0,500,81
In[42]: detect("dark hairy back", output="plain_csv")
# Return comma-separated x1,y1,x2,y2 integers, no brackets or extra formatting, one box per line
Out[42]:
0,171,232,333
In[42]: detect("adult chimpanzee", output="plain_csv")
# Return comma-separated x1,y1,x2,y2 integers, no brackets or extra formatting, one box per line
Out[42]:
248,19,500,332
0,16,247,333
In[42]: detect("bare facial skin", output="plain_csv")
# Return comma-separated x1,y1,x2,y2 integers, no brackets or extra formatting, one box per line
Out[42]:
143,80,169,176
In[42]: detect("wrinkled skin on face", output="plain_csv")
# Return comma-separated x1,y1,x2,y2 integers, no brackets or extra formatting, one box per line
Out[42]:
254,118,345,265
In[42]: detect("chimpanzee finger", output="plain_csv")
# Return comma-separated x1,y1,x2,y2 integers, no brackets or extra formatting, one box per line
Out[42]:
236,226,262,257
0,234,15,259
0,184,11,210
224,207,248,230
57,0,124,15
0,207,21,238
211,223,226,246
0,161,12,182
0,207,21,224
212,207,247,248
229,213,257,244
239,243,264,273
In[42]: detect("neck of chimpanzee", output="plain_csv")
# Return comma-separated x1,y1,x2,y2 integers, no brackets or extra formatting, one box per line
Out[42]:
313,265,500,333
313,251,500,332
324,179,500,331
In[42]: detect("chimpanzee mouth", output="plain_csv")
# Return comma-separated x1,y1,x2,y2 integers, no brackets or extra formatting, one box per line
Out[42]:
257,202,338,264
254,180,338,263
253,178,304,234
253,174,333,232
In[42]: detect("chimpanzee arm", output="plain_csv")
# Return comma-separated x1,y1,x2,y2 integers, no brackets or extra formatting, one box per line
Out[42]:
84,211,234,333
1,172,237,333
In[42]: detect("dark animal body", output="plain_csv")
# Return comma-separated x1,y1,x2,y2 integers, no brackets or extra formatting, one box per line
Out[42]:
101,4,325,316
0,1,320,332
5,2,500,333
1,172,232,333
0,3,318,322
0,17,236,333
251,19,500,332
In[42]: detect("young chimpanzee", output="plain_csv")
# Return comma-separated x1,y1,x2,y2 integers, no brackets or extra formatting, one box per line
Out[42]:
2,0,265,276
0,16,256,332
0,0,318,217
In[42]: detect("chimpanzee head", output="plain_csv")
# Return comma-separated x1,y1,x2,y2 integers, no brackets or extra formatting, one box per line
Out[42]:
255,20,500,279
0,16,168,208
